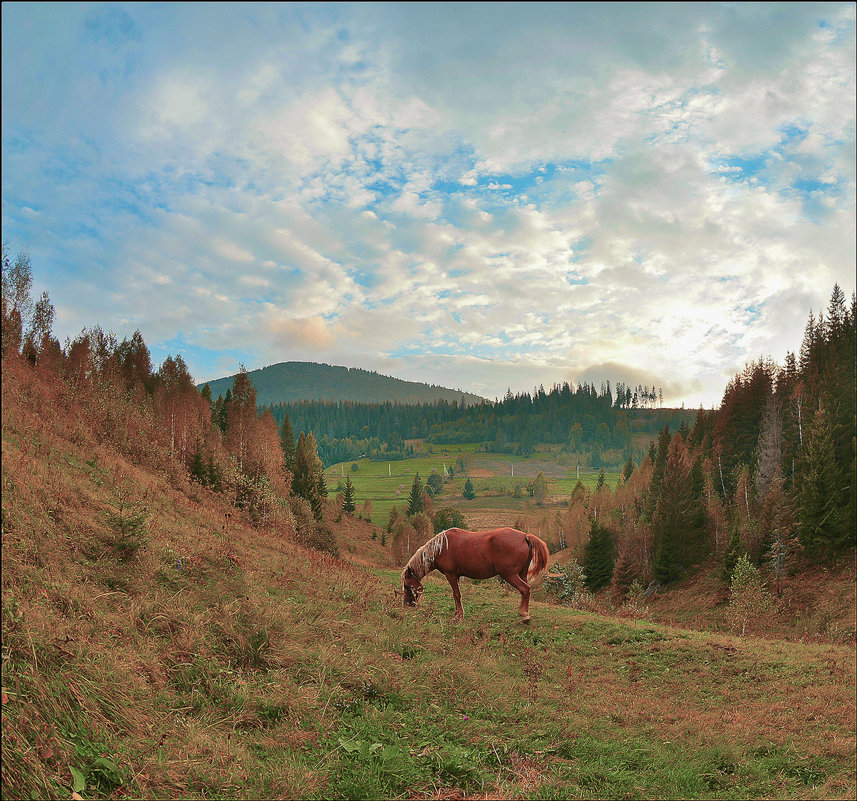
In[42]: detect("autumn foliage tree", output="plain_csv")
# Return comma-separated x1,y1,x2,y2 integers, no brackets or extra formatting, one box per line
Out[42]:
154,355,209,466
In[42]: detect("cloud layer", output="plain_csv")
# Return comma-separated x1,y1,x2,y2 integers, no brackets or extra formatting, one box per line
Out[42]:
2,3,854,406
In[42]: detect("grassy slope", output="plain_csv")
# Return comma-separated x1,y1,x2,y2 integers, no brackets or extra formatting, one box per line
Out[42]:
2,360,855,800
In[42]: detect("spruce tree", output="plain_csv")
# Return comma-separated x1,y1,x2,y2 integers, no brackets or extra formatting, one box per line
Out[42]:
218,388,232,433
582,518,614,591
190,444,206,484
406,473,424,516
342,475,356,515
610,548,637,603
463,477,476,500
644,426,671,521
206,454,223,492
722,521,746,584
292,432,324,520
798,402,848,559
622,453,635,482
279,413,296,470
651,433,693,583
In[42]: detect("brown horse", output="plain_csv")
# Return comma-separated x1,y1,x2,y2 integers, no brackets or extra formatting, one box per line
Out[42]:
401,527,550,623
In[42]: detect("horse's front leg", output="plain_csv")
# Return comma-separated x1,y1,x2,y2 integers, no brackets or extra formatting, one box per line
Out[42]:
444,573,464,621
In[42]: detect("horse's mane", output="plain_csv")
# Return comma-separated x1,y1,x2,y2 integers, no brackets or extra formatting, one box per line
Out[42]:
402,529,450,581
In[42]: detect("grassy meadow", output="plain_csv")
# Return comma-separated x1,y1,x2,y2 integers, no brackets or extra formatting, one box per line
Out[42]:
2,362,854,800
325,447,620,527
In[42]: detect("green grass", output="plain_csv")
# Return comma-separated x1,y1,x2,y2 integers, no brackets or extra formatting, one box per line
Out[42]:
326,447,621,525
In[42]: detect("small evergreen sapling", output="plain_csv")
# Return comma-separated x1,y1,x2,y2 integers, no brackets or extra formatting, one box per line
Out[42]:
727,554,771,636
105,481,149,561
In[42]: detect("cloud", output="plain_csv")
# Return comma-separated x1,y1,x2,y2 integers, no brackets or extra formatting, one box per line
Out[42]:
1,3,854,405
264,314,341,350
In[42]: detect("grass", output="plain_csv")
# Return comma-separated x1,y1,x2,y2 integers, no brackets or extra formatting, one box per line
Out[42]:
2,360,855,800
325,450,620,526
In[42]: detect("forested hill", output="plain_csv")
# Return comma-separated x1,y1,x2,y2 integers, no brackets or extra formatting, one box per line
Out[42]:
199,361,485,407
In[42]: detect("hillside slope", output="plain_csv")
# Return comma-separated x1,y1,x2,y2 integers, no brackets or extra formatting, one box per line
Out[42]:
200,361,485,407
2,356,855,800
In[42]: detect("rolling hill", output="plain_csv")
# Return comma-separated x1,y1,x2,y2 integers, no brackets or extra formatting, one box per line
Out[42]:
199,361,485,407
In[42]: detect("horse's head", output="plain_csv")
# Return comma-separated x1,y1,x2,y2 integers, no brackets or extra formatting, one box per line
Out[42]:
402,566,423,606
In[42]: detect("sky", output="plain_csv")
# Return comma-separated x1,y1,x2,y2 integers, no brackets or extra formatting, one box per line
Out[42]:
2,2,855,408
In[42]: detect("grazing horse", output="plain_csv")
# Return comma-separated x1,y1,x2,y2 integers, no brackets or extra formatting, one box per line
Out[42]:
401,527,550,623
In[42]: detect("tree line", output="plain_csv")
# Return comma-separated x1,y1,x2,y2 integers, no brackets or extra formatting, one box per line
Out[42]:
550,284,855,599
261,382,684,470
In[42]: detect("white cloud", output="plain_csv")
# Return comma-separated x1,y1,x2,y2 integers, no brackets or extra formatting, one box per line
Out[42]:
1,3,854,404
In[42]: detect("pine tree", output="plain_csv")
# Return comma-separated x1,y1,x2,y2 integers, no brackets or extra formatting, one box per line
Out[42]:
596,467,606,491
406,473,424,516
279,413,296,470
798,402,848,559
651,433,695,583
463,477,476,500
342,474,356,515
622,453,635,482
644,426,671,521
722,521,746,584
582,518,614,591
292,432,324,521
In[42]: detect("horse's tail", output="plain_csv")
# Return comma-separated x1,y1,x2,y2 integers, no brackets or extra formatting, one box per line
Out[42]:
525,534,550,579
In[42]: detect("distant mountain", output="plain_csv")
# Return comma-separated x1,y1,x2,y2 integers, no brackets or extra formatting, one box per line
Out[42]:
199,361,486,407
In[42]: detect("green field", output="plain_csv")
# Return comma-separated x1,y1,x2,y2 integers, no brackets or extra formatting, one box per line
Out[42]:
325,447,621,526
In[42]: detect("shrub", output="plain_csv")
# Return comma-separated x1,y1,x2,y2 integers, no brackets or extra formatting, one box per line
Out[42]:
432,506,466,533
543,560,589,606
727,554,771,636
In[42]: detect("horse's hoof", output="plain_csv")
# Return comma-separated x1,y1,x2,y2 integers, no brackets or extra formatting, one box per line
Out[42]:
519,617,531,625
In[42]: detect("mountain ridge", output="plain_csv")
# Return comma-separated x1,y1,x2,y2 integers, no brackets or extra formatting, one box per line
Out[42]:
199,360,486,407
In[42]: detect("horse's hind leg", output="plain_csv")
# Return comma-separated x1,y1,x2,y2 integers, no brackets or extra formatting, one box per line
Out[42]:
503,573,532,624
